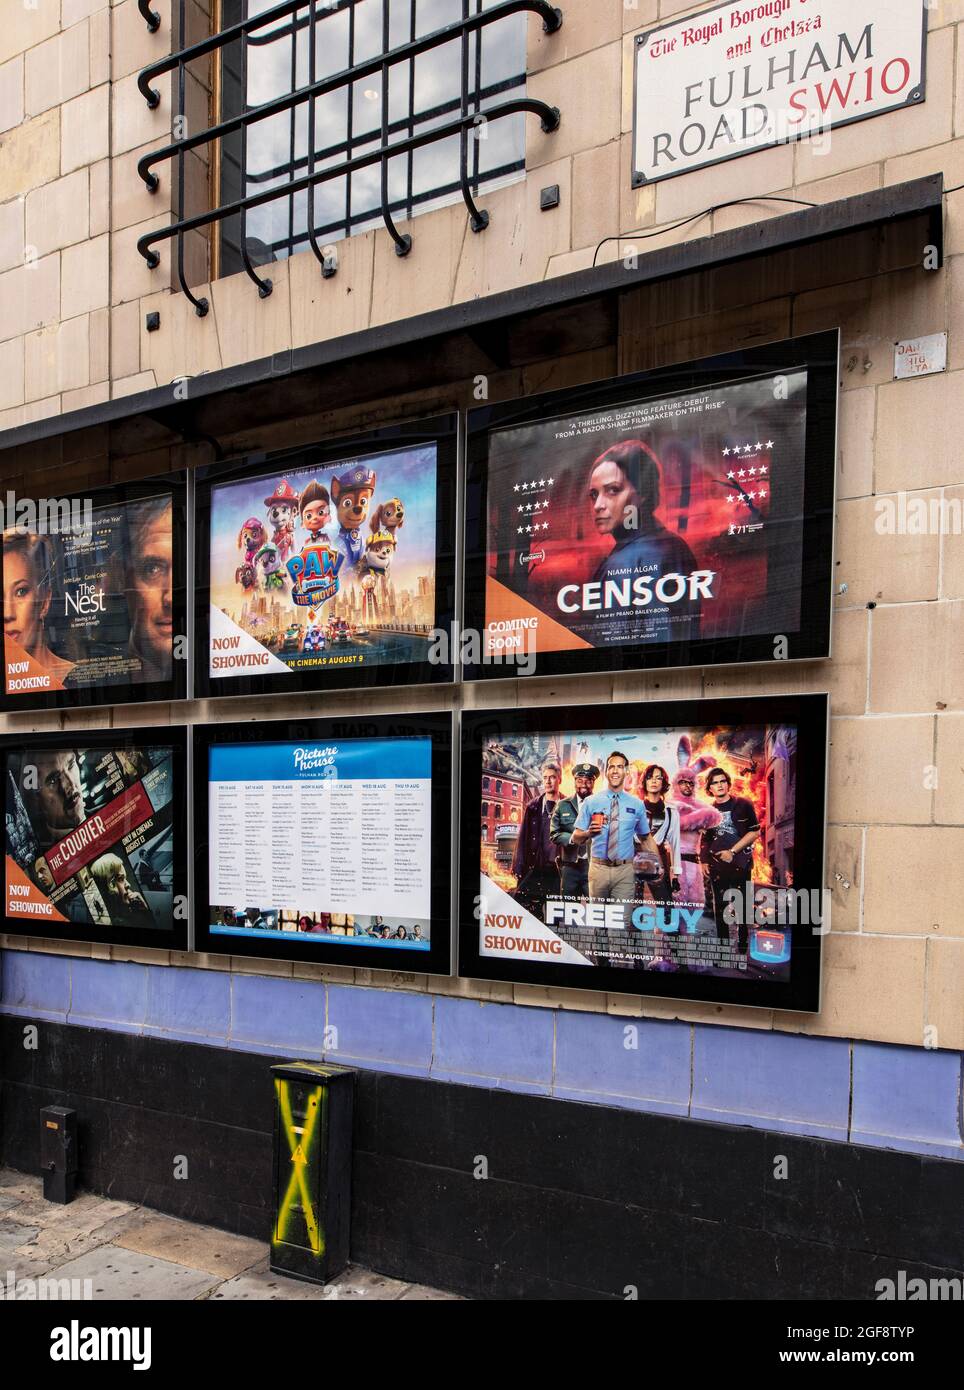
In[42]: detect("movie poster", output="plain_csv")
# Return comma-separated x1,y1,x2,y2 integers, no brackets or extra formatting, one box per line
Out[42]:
2,495,174,698
481,371,808,662
207,737,433,953
478,717,802,984
208,444,438,681
4,745,176,934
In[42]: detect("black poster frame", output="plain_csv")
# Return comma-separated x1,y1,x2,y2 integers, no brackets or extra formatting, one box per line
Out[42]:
193,711,454,974
0,472,188,712
463,330,839,684
193,414,458,700
1,723,190,951
458,694,827,1012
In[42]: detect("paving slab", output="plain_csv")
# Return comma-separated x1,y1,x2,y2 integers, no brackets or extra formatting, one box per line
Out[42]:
114,1213,265,1279
50,1246,221,1301
399,1283,462,1300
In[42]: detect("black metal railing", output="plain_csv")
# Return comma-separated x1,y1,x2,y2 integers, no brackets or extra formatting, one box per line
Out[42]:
135,0,562,316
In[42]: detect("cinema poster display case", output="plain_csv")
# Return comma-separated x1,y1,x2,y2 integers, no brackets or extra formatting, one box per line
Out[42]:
193,712,454,973
1,473,187,711
463,331,838,683
2,725,189,950
459,694,827,1012
193,416,458,699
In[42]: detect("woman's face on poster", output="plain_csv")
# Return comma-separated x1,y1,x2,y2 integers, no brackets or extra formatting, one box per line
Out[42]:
588,460,639,536
3,547,50,653
130,511,173,666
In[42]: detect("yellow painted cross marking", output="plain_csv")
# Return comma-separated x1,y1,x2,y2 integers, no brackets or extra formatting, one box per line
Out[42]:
275,1079,326,1256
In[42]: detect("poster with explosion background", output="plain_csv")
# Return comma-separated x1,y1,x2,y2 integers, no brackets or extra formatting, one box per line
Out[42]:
208,444,437,681
477,715,802,986
480,370,808,662
4,741,177,941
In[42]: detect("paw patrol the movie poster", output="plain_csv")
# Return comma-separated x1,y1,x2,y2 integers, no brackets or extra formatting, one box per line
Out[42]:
208,444,437,679
482,371,808,659
478,718,802,984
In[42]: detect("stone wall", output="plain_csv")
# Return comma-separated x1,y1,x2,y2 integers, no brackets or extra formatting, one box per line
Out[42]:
0,0,962,1063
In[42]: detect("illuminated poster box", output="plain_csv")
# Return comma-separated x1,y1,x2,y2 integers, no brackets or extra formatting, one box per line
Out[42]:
193,712,454,973
459,694,827,1012
2,726,189,951
194,416,457,699
1,475,187,711
463,332,838,683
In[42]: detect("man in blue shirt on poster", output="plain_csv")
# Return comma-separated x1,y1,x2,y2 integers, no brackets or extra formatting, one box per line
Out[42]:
572,752,660,912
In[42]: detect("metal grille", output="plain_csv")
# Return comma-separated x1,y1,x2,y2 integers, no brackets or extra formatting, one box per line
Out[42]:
136,0,562,316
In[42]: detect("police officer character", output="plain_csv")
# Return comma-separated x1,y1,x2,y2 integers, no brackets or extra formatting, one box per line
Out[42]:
550,763,600,899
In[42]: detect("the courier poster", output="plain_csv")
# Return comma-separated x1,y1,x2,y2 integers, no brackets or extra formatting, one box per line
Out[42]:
5,745,175,934
2,495,174,698
482,371,808,662
478,716,800,987
208,445,437,681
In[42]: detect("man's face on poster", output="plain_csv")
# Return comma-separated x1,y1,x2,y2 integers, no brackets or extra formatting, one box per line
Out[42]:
131,510,173,668
605,756,627,790
29,751,85,835
543,767,560,797
708,773,731,803
589,461,638,537
574,773,595,799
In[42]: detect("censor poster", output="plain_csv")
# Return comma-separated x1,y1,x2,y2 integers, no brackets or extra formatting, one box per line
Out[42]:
480,370,808,661
632,0,927,185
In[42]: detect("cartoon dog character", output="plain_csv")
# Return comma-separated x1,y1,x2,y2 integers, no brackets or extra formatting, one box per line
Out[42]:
369,497,404,539
254,542,287,593
235,561,257,592
670,736,721,914
264,479,299,564
358,530,396,584
237,517,267,565
330,464,376,570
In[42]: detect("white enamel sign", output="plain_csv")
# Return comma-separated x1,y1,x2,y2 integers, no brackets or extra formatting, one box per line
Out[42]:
632,0,927,186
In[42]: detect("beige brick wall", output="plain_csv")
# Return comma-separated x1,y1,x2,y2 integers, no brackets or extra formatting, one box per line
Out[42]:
0,0,962,1052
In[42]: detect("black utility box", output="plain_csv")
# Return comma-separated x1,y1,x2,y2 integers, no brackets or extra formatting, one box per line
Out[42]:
40,1106,77,1204
270,1061,355,1284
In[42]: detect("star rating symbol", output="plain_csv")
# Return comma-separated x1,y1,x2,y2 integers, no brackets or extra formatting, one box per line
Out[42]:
765,440,774,450
723,447,731,457
727,495,735,504
737,469,746,478
743,444,752,455
759,464,768,476
727,470,735,480
513,484,520,493
755,442,763,452
748,466,757,477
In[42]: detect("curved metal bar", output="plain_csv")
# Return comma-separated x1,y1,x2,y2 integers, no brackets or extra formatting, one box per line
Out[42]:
304,0,329,274
458,0,488,234
137,0,562,110
137,96,560,264
138,0,161,32
378,0,411,257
